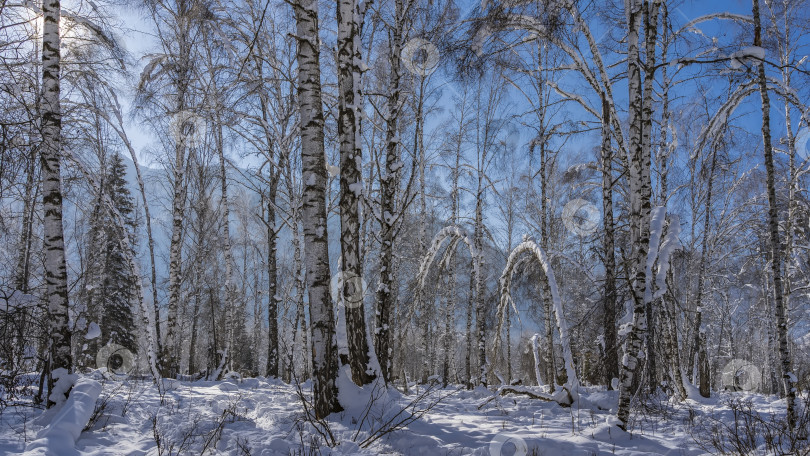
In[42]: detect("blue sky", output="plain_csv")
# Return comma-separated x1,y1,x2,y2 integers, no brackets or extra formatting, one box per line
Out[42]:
104,0,810,265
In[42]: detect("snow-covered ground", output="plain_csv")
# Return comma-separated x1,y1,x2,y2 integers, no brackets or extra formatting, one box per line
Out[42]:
0,372,802,455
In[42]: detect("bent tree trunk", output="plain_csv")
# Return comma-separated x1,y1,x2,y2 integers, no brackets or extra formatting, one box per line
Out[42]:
41,0,72,406
293,0,341,419
497,241,579,403
417,226,481,386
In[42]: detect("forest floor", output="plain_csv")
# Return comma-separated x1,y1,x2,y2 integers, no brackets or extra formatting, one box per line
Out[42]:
0,371,802,455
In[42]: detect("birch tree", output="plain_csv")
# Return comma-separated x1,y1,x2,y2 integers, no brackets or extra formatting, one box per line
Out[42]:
375,0,414,386
616,0,660,430
600,96,618,388
752,0,797,429
337,0,376,385
40,0,73,405
293,0,341,418
136,0,211,378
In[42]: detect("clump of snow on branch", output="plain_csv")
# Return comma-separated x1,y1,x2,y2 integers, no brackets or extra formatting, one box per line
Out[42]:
84,322,101,340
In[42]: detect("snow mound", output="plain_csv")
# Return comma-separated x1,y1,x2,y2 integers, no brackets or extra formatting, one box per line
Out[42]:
23,377,102,456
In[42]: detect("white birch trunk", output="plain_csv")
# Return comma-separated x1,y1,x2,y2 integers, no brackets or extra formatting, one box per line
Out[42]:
293,0,341,418
41,0,72,405
616,0,658,430
213,119,235,379
337,0,376,385
374,0,404,385
600,96,619,388
752,0,797,429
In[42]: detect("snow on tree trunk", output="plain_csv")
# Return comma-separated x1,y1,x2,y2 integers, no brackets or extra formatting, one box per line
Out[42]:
337,0,376,386
96,105,164,371
374,0,404,385
497,240,579,404
616,0,658,431
416,227,481,291
158,4,196,380
124,144,162,375
653,213,686,400
661,270,687,401
40,0,72,406
642,0,662,395
293,0,341,419
752,0,797,429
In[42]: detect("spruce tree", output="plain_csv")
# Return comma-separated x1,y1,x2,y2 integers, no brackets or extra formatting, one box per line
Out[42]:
102,152,137,353
83,152,138,369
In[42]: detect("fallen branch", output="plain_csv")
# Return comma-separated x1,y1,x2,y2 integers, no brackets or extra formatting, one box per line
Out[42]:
489,385,575,407
498,387,555,401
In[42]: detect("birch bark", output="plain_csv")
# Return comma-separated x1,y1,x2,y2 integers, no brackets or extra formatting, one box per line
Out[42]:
752,0,796,428
616,0,658,430
600,96,618,388
41,0,72,405
337,0,376,385
293,0,341,418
